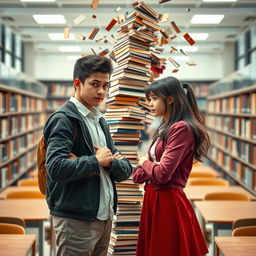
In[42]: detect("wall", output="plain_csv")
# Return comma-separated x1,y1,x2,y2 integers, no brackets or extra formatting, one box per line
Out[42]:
24,39,230,82
31,51,224,82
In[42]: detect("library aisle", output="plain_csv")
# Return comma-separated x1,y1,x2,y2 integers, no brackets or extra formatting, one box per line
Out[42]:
0,1,256,256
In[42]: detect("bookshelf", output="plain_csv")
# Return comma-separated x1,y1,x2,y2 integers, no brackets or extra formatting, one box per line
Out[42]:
189,81,213,120
206,64,256,196
42,81,74,115
0,63,47,191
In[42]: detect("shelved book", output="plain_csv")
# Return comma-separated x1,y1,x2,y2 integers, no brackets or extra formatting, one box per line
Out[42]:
0,84,46,191
207,84,256,194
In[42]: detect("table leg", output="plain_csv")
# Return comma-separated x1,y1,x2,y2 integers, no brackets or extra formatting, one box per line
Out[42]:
32,240,36,256
216,243,220,256
38,221,45,256
26,221,45,256
211,223,218,256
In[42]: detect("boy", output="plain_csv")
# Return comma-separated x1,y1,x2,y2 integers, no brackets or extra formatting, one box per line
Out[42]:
44,55,132,256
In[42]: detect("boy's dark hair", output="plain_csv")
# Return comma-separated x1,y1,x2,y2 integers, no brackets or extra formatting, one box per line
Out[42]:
73,55,113,83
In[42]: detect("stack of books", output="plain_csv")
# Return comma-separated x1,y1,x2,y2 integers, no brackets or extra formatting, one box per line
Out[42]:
105,2,160,255
109,179,143,255
106,1,160,167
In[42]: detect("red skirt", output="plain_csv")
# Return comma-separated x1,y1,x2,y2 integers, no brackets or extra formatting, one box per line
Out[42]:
136,184,208,256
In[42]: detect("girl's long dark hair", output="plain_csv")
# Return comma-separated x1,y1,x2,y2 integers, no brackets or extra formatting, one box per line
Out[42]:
145,76,210,162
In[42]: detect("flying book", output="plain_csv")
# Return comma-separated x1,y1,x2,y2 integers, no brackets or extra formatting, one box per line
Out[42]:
88,27,99,40
91,0,99,9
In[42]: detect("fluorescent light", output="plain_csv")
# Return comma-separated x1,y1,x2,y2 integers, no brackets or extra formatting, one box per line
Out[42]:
66,56,80,61
191,15,224,24
59,46,82,52
178,46,199,52
48,33,75,40
203,0,236,2
21,0,55,2
185,33,209,41
33,15,66,24
172,56,190,61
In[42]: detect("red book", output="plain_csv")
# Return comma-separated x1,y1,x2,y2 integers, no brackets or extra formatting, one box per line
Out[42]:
106,18,117,31
183,33,196,45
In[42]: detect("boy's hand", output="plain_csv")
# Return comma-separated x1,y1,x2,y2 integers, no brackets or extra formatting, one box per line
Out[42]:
69,153,77,160
94,145,113,167
113,152,124,160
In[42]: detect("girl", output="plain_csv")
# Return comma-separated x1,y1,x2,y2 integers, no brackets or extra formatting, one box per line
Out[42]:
132,76,210,256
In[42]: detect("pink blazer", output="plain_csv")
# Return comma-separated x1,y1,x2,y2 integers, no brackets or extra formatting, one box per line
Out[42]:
132,121,194,190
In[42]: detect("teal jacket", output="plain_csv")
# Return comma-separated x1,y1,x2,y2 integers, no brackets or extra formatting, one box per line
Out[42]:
44,101,132,221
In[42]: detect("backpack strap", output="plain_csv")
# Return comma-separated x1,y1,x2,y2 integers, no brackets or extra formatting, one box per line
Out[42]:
45,110,78,144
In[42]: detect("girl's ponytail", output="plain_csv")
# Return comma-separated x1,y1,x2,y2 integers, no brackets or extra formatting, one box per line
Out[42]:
181,82,210,162
181,82,204,124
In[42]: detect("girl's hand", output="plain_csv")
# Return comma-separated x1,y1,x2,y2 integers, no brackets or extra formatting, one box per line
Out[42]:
138,154,149,165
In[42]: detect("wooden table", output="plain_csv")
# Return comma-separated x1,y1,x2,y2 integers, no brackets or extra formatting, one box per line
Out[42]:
184,185,255,201
0,199,49,256
0,186,40,199
0,234,36,256
195,201,256,256
215,236,256,256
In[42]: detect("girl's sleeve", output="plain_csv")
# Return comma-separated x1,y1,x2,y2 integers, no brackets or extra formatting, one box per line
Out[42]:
132,165,151,184
138,122,193,184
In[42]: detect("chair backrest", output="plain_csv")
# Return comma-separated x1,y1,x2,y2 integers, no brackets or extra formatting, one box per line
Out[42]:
232,218,256,230
232,226,256,236
204,192,250,201
0,217,26,228
192,162,203,167
18,178,39,187
189,172,216,178
0,223,25,234
29,170,38,178
188,178,229,186
6,190,45,199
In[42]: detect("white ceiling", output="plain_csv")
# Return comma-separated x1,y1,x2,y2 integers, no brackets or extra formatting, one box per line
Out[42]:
0,0,256,54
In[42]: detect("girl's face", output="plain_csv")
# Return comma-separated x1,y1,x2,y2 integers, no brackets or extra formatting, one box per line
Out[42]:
148,92,166,118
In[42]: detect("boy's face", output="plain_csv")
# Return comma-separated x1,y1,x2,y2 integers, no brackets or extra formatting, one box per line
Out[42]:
75,72,110,110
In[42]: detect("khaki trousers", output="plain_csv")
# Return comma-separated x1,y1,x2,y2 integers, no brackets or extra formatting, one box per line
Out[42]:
52,216,112,256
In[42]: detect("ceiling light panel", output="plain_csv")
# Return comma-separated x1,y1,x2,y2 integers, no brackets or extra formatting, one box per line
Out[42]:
178,46,199,52
59,46,82,52
191,15,225,24
33,15,66,24
21,0,56,2
203,0,237,2
48,33,75,40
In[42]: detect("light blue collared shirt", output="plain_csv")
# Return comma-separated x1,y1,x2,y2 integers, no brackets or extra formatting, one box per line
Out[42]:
70,96,114,220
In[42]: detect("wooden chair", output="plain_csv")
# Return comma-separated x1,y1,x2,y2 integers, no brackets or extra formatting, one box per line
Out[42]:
0,217,26,228
203,192,250,201
6,190,45,199
202,191,250,244
0,223,25,234
187,178,229,186
189,172,217,179
232,218,256,230
192,161,203,167
18,178,38,187
29,170,38,178
232,226,256,236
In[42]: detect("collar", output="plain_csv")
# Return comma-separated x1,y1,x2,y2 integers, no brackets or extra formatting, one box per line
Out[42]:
69,96,103,120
